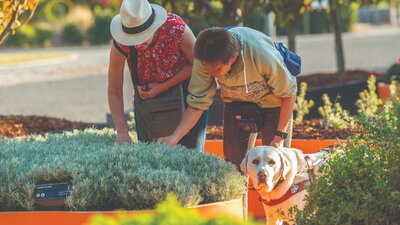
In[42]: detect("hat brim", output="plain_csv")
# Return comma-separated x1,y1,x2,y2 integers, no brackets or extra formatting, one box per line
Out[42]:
110,4,167,46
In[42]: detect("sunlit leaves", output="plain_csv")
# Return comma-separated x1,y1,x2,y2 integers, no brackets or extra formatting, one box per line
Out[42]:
0,0,39,44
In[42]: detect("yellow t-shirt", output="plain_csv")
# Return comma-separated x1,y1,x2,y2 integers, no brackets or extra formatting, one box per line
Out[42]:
187,27,297,110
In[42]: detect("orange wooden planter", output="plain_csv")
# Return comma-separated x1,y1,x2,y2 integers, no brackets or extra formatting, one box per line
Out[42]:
204,139,341,217
377,82,400,100
0,198,243,225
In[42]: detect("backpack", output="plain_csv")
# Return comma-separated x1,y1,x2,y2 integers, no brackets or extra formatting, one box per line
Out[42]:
225,26,302,76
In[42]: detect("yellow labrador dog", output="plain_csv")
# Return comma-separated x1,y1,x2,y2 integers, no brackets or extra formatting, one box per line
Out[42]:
241,146,330,225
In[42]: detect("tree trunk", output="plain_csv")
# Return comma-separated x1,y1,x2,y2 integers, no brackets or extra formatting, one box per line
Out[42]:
287,22,297,53
329,3,346,76
222,0,241,25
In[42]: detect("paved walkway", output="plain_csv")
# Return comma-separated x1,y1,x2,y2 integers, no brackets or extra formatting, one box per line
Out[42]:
0,25,399,124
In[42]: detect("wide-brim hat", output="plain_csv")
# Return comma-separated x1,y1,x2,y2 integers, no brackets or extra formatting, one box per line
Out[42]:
110,0,167,46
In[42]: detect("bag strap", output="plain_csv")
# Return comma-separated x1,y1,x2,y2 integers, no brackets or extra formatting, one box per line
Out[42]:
128,46,139,87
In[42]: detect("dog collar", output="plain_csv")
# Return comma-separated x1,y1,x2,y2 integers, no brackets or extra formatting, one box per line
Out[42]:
259,179,312,206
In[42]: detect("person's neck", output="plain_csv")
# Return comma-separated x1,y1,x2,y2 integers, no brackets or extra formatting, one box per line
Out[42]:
149,30,159,47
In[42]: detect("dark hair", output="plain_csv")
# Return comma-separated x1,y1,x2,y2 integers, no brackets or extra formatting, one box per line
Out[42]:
194,27,240,64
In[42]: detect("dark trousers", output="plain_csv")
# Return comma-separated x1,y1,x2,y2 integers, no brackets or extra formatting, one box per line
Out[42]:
223,106,292,169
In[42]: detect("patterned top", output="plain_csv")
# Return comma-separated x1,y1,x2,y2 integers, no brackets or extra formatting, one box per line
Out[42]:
114,13,188,85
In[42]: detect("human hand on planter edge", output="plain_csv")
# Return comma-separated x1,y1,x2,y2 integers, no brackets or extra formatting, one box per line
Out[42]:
157,135,179,146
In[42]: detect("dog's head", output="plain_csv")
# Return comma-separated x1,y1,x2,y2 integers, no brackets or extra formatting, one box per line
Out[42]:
240,146,292,193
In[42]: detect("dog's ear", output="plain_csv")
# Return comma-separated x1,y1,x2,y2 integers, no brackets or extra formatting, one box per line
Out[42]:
240,152,249,174
279,151,291,180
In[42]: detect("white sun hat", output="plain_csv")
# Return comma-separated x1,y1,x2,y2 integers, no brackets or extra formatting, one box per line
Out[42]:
110,0,167,46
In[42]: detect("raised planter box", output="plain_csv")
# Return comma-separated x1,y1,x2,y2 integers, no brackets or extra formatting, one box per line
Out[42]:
0,139,341,222
304,80,368,118
0,198,243,225
204,139,341,217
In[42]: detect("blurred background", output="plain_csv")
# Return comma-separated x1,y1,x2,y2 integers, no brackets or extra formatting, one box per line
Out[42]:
0,0,399,127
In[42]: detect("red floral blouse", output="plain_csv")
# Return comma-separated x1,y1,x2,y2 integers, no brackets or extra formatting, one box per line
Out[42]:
114,13,188,85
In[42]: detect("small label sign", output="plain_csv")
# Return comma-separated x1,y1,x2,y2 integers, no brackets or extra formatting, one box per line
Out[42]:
34,181,72,209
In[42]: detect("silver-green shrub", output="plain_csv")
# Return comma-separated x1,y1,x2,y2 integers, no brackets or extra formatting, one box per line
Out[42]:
0,128,245,211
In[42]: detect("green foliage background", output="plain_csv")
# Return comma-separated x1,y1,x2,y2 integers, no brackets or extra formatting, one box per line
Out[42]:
0,128,246,211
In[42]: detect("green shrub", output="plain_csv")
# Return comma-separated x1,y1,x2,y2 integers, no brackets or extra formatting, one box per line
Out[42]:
356,75,382,118
386,61,400,82
88,194,261,225
62,23,84,44
0,128,245,211
294,82,314,125
33,22,55,47
6,24,37,47
87,6,113,44
296,98,400,224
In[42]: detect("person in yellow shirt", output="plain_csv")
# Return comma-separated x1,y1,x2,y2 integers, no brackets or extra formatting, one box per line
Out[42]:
158,27,297,168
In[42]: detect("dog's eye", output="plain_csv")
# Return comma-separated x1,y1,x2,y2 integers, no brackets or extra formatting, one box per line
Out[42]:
252,159,260,165
268,160,275,165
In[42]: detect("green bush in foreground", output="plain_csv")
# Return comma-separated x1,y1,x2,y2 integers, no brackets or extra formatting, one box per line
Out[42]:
296,98,400,224
0,129,246,211
88,194,261,225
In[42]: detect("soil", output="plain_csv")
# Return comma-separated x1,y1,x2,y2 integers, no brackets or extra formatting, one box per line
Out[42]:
0,115,90,138
0,115,358,140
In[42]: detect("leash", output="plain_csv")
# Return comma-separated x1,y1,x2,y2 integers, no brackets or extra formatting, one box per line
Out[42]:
259,179,312,206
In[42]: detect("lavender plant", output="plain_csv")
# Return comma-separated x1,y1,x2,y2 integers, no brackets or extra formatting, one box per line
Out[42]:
0,128,245,211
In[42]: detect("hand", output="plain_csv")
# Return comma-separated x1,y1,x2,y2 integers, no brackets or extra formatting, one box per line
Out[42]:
137,82,165,99
115,132,132,145
157,135,179,146
270,135,284,148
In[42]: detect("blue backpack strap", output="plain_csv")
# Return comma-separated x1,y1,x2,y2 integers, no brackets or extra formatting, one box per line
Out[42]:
226,27,301,76
274,42,302,76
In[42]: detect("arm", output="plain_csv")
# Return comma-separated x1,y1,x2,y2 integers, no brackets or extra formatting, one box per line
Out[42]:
251,36,297,147
108,45,131,144
138,26,196,99
271,95,296,147
157,106,204,146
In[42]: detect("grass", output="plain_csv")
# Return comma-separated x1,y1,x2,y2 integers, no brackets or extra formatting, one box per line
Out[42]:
0,52,69,65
